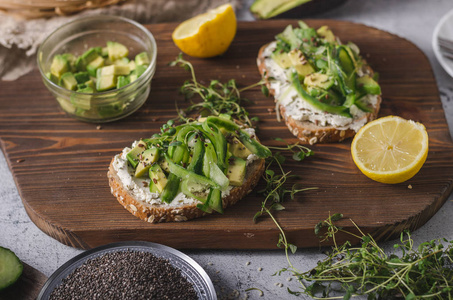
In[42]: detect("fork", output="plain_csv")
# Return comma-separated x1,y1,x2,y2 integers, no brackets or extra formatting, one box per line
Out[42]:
438,37,453,60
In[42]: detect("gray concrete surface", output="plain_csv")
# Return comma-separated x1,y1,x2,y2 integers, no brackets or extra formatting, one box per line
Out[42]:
1,0,453,299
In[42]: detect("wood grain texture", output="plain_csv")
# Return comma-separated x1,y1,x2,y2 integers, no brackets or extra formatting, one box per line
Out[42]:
1,20,452,250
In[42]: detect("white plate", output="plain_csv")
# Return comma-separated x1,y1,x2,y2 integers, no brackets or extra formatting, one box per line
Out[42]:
433,8,453,78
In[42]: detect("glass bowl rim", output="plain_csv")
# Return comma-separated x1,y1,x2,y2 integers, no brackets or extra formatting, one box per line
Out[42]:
36,241,217,300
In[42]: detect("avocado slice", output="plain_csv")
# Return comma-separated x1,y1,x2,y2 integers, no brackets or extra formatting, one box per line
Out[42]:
96,74,117,92
149,163,168,193
117,76,130,89
226,156,246,186
135,148,160,177
126,140,147,168
81,48,99,64
135,52,150,66
317,26,336,43
84,80,95,90
304,73,333,90
136,64,148,78
107,41,129,61
74,72,90,84
129,71,138,83
61,53,77,72
288,49,315,77
50,55,70,78
229,138,253,160
128,64,147,84
271,51,292,69
101,47,109,58
45,72,59,84
98,65,130,77
93,46,103,56
75,48,100,71
71,87,93,110
77,80,95,91
86,56,105,77
159,158,170,173
59,72,78,91
113,57,130,66
128,60,136,72
97,101,123,118
77,83,87,90
357,75,381,95
56,96,76,114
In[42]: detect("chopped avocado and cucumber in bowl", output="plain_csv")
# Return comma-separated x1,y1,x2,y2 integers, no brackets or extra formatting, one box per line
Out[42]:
43,41,153,122
37,16,158,123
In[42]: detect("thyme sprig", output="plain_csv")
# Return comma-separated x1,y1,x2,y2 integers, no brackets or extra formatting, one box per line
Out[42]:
253,138,317,260
275,214,453,300
169,54,268,127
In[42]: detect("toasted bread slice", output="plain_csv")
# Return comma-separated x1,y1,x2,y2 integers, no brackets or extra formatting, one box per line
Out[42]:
108,155,265,223
257,43,382,144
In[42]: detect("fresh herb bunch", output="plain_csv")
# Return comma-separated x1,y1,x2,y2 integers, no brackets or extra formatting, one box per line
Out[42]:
169,54,267,127
276,214,453,300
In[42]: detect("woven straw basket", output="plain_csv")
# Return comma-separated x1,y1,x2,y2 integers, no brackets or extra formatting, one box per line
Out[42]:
0,0,126,19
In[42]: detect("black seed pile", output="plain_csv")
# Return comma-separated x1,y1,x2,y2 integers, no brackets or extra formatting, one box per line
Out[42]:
49,250,198,300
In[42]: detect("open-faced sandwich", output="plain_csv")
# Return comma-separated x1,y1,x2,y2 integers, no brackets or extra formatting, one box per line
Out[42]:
257,21,382,144
108,115,271,223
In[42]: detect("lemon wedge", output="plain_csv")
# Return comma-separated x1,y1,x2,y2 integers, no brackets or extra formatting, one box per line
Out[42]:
351,116,429,184
172,4,237,58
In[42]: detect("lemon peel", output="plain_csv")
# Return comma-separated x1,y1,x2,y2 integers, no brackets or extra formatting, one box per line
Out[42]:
172,4,237,58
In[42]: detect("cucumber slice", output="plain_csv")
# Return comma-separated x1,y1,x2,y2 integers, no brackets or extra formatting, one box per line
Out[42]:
0,247,23,291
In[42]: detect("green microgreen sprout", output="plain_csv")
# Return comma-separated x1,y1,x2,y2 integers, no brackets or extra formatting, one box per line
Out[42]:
273,213,453,300
169,53,267,127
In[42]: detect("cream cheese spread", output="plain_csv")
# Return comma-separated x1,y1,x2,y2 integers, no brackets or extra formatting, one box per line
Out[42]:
262,41,379,132
112,129,260,207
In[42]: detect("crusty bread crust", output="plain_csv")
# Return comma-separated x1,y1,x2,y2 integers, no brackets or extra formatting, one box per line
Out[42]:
108,157,265,223
257,43,382,144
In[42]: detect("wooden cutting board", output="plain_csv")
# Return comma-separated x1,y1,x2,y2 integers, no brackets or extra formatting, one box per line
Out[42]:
1,20,453,250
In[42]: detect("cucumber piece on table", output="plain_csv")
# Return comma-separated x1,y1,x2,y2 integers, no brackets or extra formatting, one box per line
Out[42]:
0,247,23,291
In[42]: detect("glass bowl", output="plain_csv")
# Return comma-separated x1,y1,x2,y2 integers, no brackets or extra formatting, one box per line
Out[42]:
37,15,157,123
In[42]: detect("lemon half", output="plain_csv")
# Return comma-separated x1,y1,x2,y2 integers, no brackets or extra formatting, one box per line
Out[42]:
351,116,429,184
172,4,237,58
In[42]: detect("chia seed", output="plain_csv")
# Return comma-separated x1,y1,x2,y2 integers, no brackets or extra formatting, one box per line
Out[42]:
49,250,198,300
